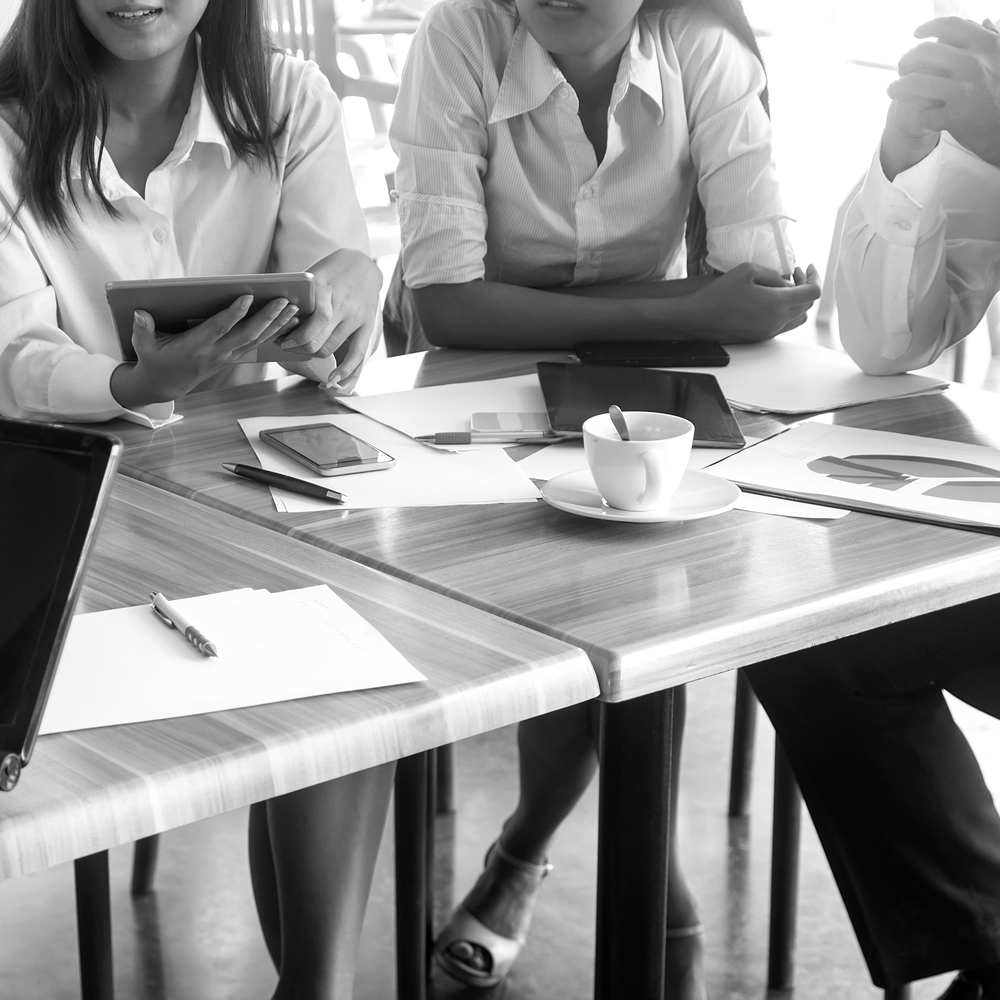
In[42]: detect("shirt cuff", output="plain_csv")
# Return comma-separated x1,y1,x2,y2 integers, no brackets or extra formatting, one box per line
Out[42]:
860,143,941,247
48,351,176,426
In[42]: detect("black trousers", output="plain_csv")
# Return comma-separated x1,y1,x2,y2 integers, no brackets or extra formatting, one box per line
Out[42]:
745,594,1000,988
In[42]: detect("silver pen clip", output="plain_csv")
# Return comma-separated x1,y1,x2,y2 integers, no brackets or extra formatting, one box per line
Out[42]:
150,596,177,629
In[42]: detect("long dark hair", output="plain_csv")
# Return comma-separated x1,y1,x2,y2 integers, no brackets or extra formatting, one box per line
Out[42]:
0,0,287,233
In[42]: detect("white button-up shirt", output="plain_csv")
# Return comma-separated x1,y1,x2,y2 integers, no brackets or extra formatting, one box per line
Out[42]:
0,49,369,424
390,0,793,293
836,133,1000,375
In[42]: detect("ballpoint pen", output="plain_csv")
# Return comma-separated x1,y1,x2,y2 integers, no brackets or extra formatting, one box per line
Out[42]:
150,592,219,657
414,432,563,446
222,462,346,503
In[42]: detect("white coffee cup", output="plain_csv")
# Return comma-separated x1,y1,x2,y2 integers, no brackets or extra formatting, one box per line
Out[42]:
582,411,694,511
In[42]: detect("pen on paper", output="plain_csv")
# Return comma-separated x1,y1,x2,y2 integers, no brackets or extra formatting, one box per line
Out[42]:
222,462,346,503
150,592,219,658
415,432,562,446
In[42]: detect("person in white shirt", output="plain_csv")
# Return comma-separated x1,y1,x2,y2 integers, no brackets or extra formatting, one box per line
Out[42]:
749,18,1000,1000
386,1,820,995
837,16,1000,375
0,0,382,426
0,3,388,998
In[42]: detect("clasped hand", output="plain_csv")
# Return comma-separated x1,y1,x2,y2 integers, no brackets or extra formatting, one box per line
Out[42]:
884,16,1000,176
689,262,821,343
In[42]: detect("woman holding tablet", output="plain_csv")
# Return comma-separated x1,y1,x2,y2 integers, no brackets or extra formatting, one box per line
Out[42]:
0,0,382,426
0,2,387,998
388,0,819,994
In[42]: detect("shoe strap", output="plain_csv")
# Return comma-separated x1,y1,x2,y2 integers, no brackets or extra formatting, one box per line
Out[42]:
491,841,554,880
664,924,704,939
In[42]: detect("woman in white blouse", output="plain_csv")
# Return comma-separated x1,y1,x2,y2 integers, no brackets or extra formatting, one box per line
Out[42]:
0,0,382,425
388,0,820,994
0,2,387,998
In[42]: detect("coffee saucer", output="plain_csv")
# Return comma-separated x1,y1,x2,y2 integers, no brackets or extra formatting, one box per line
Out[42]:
541,469,741,523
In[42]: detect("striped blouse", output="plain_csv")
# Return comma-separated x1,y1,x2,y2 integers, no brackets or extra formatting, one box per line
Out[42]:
389,0,794,292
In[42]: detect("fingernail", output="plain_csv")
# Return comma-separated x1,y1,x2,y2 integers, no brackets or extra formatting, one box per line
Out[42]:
133,310,146,328
239,294,253,309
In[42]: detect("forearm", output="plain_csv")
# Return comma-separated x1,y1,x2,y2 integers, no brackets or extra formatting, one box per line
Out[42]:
838,139,996,374
413,280,715,350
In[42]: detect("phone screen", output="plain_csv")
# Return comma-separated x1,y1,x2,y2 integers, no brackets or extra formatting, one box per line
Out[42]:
265,425,382,467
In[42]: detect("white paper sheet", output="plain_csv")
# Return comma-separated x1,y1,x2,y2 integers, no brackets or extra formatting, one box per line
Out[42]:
239,413,541,511
41,586,426,734
710,421,1000,531
666,341,946,414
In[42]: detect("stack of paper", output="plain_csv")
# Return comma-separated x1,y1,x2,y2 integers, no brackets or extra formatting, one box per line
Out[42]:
41,586,426,734
667,341,946,414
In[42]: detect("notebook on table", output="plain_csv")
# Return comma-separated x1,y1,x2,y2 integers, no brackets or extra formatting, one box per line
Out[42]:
0,418,120,790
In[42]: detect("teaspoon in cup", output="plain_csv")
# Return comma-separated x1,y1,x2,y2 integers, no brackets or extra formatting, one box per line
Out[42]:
609,405,630,441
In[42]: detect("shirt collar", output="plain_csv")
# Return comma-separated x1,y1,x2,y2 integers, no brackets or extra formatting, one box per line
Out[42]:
489,21,566,124
70,35,233,198
489,16,664,126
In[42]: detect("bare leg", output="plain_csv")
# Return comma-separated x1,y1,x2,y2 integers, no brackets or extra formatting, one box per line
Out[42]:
440,692,700,995
249,763,396,1000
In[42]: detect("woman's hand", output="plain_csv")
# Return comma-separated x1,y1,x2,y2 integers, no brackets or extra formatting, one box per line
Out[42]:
110,294,300,409
276,249,383,391
684,263,821,343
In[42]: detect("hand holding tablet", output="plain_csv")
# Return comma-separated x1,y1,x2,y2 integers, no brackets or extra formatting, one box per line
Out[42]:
105,272,318,365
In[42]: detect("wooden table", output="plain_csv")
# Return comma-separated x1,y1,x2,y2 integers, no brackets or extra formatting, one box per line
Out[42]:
98,349,1000,999
2,475,596,999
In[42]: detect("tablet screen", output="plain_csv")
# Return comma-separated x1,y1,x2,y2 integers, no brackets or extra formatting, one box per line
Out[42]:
536,362,745,448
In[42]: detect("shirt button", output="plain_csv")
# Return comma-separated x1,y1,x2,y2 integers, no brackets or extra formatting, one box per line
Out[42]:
153,227,167,243
895,220,912,232
558,88,570,100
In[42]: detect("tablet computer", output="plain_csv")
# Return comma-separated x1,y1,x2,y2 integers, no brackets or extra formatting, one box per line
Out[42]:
536,361,745,448
105,272,316,364
0,418,121,790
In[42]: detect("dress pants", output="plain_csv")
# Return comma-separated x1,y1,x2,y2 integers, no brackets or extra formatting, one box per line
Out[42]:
745,594,1000,988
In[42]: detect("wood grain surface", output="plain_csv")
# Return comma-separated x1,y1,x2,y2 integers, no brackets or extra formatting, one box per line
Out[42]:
99,351,1000,701
0,477,595,882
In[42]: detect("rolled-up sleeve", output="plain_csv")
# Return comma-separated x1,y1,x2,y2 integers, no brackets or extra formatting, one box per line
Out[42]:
674,10,793,275
269,61,370,271
389,7,490,288
836,134,1000,375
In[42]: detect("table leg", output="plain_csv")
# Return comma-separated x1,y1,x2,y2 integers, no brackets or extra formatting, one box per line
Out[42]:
130,835,160,896
728,671,758,818
595,690,675,1000
74,850,115,1000
767,739,802,990
395,751,432,1000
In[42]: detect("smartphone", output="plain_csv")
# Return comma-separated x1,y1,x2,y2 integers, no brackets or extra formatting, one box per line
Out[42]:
575,341,730,367
259,423,395,477
470,412,552,435
105,272,316,364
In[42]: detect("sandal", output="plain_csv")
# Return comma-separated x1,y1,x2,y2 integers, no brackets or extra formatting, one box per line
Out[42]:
665,924,706,1000
434,842,553,988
